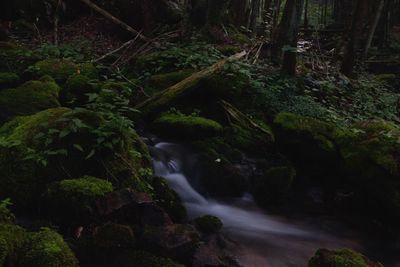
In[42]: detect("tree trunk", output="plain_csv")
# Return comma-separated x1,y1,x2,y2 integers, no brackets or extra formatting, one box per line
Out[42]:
364,0,385,56
274,0,305,75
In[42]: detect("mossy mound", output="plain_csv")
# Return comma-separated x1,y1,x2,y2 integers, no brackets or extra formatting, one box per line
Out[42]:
31,59,78,82
0,107,152,210
0,224,27,266
0,72,19,89
152,177,187,223
153,112,223,140
273,112,343,181
308,248,383,267
0,79,60,122
194,215,223,234
252,166,296,206
0,43,40,74
18,228,79,267
46,176,113,224
61,74,96,106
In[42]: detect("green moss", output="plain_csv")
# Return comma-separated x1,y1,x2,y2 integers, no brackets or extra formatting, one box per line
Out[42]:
0,43,39,74
153,112,223,140
0,200,15,224
0,72,19,89
61,74,95,106
149,70,195,91
78,63,98,79
0,224,27,265
46,176,113,223
194,215,223,234
152,177,187,223
309,248,383,267
32,59,78,82
19,228,79,267
252,166,296,206
0,237,6,266
0,80,60,122
0,107,152,211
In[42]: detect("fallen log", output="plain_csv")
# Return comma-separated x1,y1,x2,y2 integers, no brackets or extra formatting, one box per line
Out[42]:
220,100,274,141
78,0,150,42
135,50,247,117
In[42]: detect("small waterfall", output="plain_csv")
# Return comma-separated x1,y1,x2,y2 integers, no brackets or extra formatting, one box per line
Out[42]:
151,142,400,267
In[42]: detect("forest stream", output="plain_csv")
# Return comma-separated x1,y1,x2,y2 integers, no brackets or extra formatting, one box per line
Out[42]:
151,142,400,267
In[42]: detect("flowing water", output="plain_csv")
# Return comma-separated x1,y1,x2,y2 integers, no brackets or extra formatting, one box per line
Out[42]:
151,142,400,267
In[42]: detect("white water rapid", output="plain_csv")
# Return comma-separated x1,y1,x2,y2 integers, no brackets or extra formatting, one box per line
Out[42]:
151,142,399,267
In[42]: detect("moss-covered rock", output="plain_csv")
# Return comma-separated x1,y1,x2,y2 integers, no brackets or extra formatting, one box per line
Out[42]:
194,215,223,234
0,43,40,74
46,176,113,224
61,74,96,106
0,107,152,210
152,177,187,223
18,228,79,267
153,112,223,140
0,223,27,266
252,166,296,206
79,62,99,79
308,248,383,267
0,79,60,122
0,72,19,89
273,112,343,182
30,59,78,82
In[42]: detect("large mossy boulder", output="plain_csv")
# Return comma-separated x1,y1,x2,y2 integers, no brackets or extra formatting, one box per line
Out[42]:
31,59,78,83
61,74,96,106
0,79,60,122
0,107,152,210
18,228,79,267
309,248,383,267
252,166,296,207
273,112,343,182
46,176,114,224
152,112,223,140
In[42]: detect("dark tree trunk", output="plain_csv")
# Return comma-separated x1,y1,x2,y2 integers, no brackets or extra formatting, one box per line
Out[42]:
274,0,305,75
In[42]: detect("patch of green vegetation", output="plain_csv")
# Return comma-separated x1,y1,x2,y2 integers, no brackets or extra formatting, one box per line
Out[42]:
94,223,135,249
0,224,28,266
18,228,79,267
0,43,40,74
61,74,95,106
309,248,383,267
0,107,152,210
0,199,15,224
